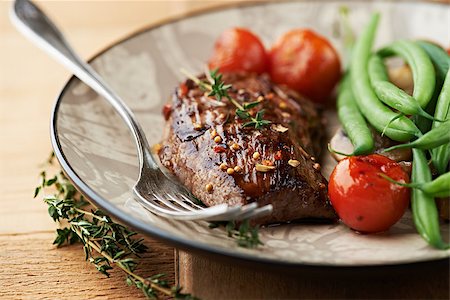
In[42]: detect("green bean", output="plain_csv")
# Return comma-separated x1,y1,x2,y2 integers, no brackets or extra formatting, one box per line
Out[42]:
369,55,437,120
411,149,448,249
432,69,450,174
383,121,450,152
380,172,450,198
350,14,419,142
432,70,450,127
420,172,450,198
415,41,450,133
415,88,441,133
432,144,450,175
417,41,450,83
378,40,436,109
336,73,374,155
332,9,374,156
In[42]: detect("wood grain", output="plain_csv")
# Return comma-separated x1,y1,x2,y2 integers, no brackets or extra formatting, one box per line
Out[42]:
0,232,174,300
177,251,450,299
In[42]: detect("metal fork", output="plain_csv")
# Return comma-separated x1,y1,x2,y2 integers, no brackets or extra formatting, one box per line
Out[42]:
11,0,273,221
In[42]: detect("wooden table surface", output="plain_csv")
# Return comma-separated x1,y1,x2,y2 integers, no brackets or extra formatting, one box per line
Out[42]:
0,1,223,298
1,1,449,299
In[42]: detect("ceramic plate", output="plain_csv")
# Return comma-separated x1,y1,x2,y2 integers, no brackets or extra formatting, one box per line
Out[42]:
52,0,450,267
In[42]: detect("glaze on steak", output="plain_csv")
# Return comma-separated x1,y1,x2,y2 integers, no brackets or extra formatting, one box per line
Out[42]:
158,72,336,224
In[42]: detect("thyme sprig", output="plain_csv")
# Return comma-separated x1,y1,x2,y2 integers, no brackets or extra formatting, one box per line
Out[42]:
205,69,232,101
36,152,263,296
181,68,271,129
35,157,196,299
209,220,263,248
185,197,262,249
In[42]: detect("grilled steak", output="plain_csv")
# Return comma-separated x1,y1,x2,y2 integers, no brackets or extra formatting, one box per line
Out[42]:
158,72,336,224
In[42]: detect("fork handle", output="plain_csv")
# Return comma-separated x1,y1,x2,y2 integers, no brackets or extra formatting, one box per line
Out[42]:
11,0,156,170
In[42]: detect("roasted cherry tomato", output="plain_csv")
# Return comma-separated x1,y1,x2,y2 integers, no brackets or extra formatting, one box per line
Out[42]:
208,28,268,74
328,154,410,233
269,29,341,103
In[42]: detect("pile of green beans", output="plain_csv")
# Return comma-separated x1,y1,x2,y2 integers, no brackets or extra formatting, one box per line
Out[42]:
337,12,450,250
349,14,419,143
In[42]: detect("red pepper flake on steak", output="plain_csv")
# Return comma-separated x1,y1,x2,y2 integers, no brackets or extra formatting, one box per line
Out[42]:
158,72,336,224
213,145,227,153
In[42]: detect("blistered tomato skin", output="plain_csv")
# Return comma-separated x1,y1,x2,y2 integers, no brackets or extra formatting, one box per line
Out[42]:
208,28,268,74
328,154,410,233
269,29,341,103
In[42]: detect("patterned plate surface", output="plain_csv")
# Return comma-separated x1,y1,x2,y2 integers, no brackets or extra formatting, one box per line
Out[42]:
52,1,450,266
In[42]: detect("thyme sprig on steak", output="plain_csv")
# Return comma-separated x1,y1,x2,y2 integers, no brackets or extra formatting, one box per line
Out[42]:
181,68,271,129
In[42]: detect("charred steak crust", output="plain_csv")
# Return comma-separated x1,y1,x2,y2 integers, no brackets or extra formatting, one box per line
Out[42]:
159,72,336,224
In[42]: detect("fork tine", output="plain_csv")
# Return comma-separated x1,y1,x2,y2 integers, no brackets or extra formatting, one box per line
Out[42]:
199,205,243,221
227,202,259,220
166,193,198,211
202,203,273,222
134,190,231,220
179,194,206,210
200,203,258,221
152,192,189,212
134,178,273,222
234,204,273,221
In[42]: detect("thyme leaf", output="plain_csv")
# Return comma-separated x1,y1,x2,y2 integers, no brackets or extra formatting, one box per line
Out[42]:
243,101,262,110
242,110,271,129
207,69,232,101
236,109,251,120
209,219,263,249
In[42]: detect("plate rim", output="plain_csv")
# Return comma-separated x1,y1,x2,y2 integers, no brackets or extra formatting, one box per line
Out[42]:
50,0,450,269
